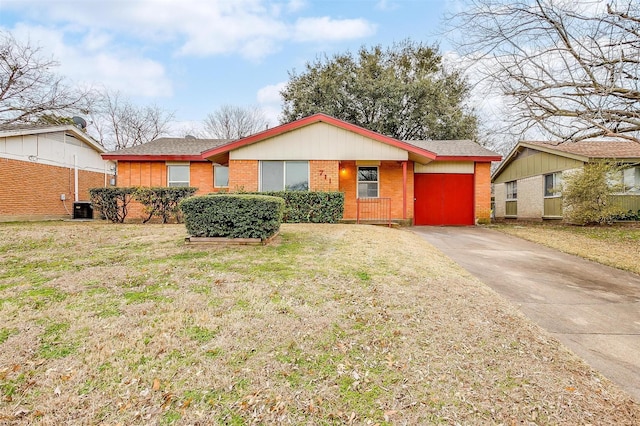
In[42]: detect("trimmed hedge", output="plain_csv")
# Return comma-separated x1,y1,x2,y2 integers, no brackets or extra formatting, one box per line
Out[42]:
134,187,197,223
89,187,136,223
180,194,284,239
243,191,344,223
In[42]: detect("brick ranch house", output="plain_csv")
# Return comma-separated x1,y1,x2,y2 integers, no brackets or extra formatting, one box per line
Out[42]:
492,140,640,221
0,125,115,221
103,114,502,225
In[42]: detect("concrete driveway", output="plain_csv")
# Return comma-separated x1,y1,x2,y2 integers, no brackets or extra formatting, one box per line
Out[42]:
413,226,640,402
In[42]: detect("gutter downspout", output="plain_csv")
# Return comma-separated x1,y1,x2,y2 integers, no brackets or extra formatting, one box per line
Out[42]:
74,154,79,202
402,161,407,220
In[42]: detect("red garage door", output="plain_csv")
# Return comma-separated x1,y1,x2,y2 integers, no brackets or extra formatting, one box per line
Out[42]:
414,173,474,225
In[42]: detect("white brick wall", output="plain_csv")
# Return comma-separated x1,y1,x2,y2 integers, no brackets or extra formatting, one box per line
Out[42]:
494,183,506,218
494,176,544,219
517,175,544,219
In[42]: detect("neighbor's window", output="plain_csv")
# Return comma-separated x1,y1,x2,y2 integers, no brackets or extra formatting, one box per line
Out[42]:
357,166,379,198
622,166,640,193
506,180,517,200
214,165,229,187
544,172,562,197
167,164,190,187
260,161,309,191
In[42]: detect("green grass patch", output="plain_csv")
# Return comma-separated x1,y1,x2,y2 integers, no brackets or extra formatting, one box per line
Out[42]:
123,284,171,304
0,327,18,344
38,321,78,359
184,325,218,343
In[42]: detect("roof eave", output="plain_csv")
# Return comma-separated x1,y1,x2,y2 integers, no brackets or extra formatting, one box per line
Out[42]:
436,155,502,162
101,154,208,161
520,142,589,162
0,125,107,153
201,113,440,161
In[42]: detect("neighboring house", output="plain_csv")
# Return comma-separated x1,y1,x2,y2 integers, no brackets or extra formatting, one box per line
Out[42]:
492,140,640,221
0,125,115,221
103,114,501,225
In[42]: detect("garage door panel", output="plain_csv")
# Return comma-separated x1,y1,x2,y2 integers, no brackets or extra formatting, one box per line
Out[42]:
414,173,474,225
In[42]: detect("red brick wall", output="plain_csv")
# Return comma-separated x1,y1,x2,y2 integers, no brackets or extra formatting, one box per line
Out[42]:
115,161,220,220
228,160,259,192
309,161,339,191
0,157,112,220
190,162,215,194
339,161,414,221
474,162,492,223
116,161,166,188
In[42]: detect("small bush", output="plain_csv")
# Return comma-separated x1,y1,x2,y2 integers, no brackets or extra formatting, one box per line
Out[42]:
89,187,136,223
613,209,640,221
180,194,284,239
562,161,626,225
242,191,344,223
134,187,197,223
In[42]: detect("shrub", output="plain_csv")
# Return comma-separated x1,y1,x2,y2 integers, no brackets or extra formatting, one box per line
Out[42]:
562,161,626,225
134,187,197,223
242,191,344,223
180,194,284,239
89,187,136,223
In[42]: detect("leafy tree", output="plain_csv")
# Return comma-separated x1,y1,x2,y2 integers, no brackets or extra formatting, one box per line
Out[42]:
448,0,640,143
91,90,174,150
0,31,92,126
280,40,478,141
562,161,626,225
203,105,268,139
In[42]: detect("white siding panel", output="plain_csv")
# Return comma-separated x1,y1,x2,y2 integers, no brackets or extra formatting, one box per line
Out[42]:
231,122,408,160
0,133,111,173
414,161,474,174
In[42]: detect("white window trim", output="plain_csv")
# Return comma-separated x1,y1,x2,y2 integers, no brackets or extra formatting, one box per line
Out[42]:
357,166,379,199
505,181,517,201
259,160,310,191
620,166,640,194
213,165,229,188
544,172,562,198
166,162,190,187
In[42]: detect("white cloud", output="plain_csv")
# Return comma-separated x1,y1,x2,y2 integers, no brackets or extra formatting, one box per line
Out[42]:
3,0,376,61
293,17,376,42
287,0,307,13
375,0,399,11
9,24,173,98
257,82,286,104
257,82,287,126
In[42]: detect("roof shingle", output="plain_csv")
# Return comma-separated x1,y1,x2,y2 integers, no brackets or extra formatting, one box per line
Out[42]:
406,139,500,158
105,137,231,156
525,140,640,159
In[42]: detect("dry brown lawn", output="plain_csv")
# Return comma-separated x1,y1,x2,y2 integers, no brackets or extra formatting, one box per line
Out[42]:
493,223,640,275
0,222,638,425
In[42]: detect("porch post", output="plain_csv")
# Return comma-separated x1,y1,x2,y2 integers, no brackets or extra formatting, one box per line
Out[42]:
402,161,407,220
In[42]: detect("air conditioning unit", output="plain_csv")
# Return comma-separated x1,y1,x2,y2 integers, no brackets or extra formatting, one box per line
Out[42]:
73,202,93,219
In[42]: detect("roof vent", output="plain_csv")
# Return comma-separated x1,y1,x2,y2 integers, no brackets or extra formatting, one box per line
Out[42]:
185,134,197,140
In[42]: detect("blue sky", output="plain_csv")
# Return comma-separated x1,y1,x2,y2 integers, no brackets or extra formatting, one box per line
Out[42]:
1,0,460,133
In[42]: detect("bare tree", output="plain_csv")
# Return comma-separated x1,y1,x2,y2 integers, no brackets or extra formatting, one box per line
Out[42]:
0,31,93,125
448,0,640,143
203,105,268,139
91,90,174,150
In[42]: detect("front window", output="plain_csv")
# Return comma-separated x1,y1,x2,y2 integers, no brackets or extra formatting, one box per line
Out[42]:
167,164,190,187
214,166,229,188
358,166,379,198
544,172,562,197
622,166,640,193
260,161,309,191
506,181,517,200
